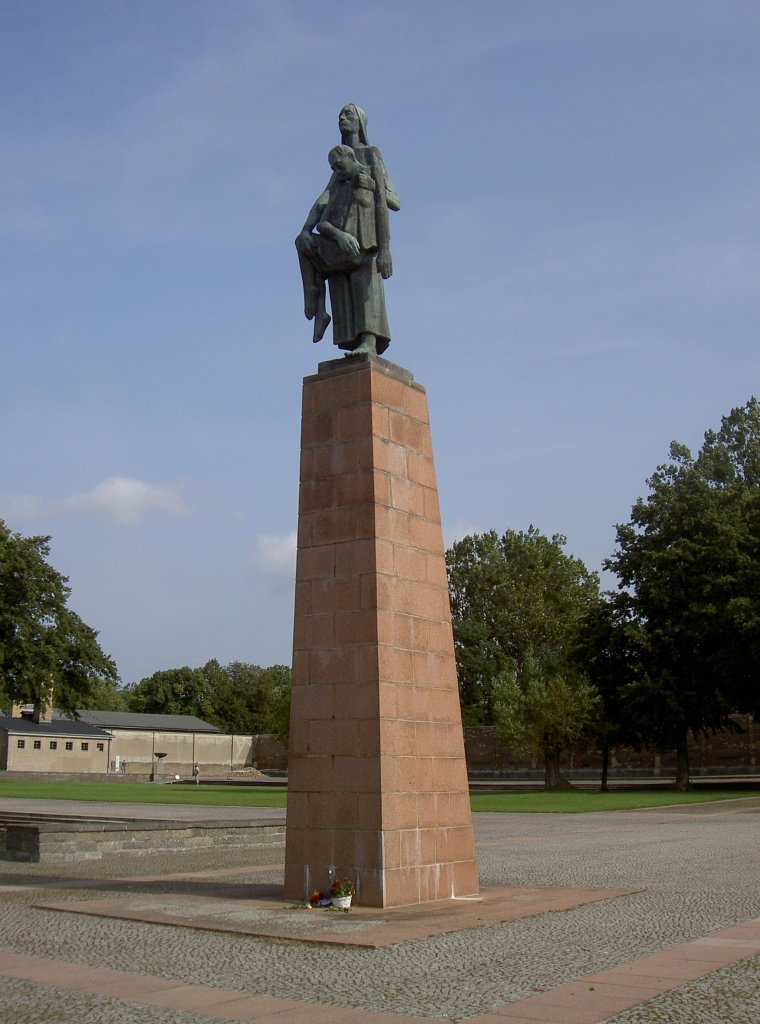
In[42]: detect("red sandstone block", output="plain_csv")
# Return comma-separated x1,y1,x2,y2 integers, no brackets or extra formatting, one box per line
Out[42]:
312,505,374,546
311,576,361,612
380,828,402,869
304,368,371,414
391,476,426,517
298,477,338,514
394,684,420,720
301,410,336,447
415,721,455,757
410,517,445,556
423,486,441,524
335,537,376,576
399,756,433,792
377,645,414,684
296,513,313,548
393,613,413,649
336,403,374,442
452,858,480,898
287,721,309,757
375,504,411,545
355,791,382,830
333,755,381,794
406,450,437,488
425,552,449,587
377,681,398,717
448,789,474,824
334,608,379,645
379,755,400,792
307,791,358,828
299,448,313,481
412,651,448,688
293,580,312,618
288,755,333,793
389,411,425,452
308,718,362,757
383,868,420,907
372,574,412,613
332,683,380,720
309,647,359,685
377,608,396,646
409,583,450,622
334,469,377,507
370,401,391,438
379,718,416,756
419,861,453,903
295,545,335,582
397,827,426,868
381,791,419,830
357,719,381,757
371,437,408,476
289,683,334,720
393,545,428,583
290,648,309,685
435,825,476,864
370,370,408,414
428,619,455,656
375,538,395,575
359,646,381,685
417,791,450,829
333,435,375,474
402,384,430,424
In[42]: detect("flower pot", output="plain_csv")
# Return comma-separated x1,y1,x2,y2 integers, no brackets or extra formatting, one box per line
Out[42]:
331,895,352,910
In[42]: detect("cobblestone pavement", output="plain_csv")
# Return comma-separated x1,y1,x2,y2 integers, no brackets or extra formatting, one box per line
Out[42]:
0,799,759,1022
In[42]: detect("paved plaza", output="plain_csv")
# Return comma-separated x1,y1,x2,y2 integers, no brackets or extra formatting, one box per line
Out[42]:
0,796,759,1023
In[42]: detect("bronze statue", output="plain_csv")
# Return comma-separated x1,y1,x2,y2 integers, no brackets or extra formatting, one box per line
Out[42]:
296,105,400,357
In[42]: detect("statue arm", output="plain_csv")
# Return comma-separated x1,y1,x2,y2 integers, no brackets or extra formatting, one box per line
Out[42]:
295,181,332,254
368,148,392,279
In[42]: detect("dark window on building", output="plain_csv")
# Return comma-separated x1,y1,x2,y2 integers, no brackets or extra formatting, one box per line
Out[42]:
33,740,41,749
97,743,104,752
17,739,25,749
81,742,88,751
65,741,73,751
50,741,58,750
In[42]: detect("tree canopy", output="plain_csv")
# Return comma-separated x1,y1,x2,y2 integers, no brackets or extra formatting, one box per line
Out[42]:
447,527,601,786
605,398,760,788
125,659,291,740
0,520,118,715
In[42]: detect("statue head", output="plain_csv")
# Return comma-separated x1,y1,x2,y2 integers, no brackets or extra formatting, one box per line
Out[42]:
338,104,369,146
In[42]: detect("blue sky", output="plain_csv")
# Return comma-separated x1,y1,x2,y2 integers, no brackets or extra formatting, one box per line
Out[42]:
3,1,759,684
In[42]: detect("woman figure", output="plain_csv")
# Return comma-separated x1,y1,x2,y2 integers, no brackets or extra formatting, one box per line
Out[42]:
296,104,400,357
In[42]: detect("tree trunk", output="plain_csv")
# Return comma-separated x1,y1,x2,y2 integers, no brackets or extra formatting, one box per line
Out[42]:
600,742,609,792
674,731,692,791
543,745,564,788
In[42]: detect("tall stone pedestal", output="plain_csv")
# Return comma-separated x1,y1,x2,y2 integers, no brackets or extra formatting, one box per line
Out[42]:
283,355,479,907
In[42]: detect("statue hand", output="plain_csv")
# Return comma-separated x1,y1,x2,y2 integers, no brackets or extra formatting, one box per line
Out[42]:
295,231,316,255
336,231,361,256
377,249,393,279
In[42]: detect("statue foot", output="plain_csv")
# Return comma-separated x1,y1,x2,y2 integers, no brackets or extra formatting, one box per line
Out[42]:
346,333,377,357
313,310,331,343
304,287,320,320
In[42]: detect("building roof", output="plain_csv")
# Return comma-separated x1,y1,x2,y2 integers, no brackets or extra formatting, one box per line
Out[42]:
58,710,221,733
0,716,111,739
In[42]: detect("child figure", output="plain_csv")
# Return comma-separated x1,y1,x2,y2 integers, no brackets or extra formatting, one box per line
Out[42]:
297,144,385,346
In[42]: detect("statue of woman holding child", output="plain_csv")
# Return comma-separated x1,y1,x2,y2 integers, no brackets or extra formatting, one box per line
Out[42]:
296,104,400,357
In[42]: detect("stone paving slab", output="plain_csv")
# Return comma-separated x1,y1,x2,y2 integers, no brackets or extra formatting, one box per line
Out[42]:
2,799,760,1022
33,882,638,948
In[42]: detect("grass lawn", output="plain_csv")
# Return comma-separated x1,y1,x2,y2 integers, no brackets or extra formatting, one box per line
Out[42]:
0,778,754,812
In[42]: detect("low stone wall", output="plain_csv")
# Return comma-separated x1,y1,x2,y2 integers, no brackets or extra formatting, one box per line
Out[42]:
0,818,286,863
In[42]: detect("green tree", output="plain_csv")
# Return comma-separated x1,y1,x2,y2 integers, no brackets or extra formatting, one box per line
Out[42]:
447,528,601,785
605,399,760,790
0,520,117,715
127,666,213,719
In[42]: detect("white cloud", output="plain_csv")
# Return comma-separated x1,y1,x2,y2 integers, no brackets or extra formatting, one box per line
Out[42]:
2,477,187,527
253,531,297,575
443,519,480,549
63,477,187,526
